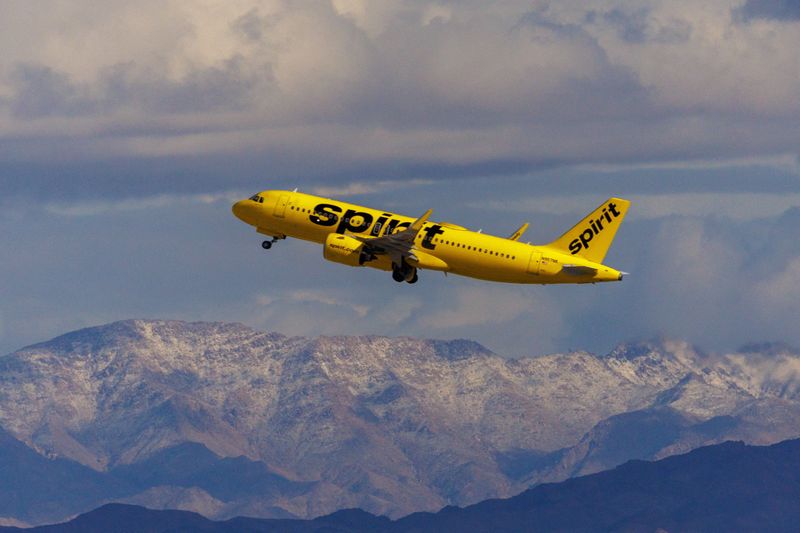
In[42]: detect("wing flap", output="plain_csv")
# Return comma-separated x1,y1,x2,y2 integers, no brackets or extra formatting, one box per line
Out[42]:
347,209,433,265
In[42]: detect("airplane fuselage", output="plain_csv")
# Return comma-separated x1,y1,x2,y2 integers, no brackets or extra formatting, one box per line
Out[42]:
232,190,626,284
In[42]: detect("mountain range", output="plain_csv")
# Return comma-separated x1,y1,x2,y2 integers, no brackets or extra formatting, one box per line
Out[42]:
1,319,799,525
5,438,800,532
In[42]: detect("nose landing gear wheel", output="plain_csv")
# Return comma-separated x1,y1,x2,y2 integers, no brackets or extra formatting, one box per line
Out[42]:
261,236,283,250
392,269,405,282
407,271,419,284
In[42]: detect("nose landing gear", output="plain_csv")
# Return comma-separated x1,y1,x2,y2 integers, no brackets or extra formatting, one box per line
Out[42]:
261,235,284,250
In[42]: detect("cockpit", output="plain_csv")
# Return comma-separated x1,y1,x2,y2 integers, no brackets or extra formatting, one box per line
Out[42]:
249,194,265,203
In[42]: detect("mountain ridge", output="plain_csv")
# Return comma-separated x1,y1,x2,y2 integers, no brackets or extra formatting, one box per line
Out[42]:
2,319,800,524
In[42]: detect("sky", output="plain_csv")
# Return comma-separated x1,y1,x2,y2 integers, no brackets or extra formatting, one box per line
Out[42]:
1,0,799,357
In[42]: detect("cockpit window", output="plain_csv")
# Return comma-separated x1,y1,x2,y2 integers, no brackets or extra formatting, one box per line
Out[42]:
249,194,264,203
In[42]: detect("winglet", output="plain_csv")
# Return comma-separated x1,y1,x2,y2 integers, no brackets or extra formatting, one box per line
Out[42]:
509,222,529,241
410,209,433,232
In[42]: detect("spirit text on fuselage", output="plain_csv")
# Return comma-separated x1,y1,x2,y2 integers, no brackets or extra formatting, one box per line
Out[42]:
309,203,445,249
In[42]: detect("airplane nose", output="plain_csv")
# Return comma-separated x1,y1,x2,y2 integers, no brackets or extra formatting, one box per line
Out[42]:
232,200,248,223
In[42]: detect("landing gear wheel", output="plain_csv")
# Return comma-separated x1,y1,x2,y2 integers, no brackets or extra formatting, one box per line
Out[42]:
392,269,405,282
261,240,273,250
406,271,419,284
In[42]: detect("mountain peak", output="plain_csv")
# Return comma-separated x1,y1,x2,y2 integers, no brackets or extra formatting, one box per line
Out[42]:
13,319,286,358
429,338,494,360
606,338,706,364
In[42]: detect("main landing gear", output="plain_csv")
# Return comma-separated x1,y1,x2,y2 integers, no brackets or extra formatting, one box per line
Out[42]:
392,261,418,284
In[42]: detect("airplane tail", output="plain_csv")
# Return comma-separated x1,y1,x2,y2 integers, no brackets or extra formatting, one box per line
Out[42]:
546,198,630,264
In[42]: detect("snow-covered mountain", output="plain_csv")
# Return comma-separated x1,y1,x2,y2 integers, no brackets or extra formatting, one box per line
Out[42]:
1,320,799,525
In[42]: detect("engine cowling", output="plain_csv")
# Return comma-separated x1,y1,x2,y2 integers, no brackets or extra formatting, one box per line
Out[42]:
323,233,373,267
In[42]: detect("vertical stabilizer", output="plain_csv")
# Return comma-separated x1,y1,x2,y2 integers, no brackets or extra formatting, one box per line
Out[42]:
546,198,630,264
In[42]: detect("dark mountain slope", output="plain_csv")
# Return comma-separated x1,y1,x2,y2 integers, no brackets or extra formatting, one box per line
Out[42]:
0,429,133,524
8,438,800,533
396,438,800,532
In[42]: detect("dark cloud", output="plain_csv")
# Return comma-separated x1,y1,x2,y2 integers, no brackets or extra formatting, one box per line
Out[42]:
1,2,799,204
231,8,265,41
739,0,800,21
100,57,270,114
9,64,97,119
596,8,691,44
599,9,650,43
4,58,268,119
2,150,799,206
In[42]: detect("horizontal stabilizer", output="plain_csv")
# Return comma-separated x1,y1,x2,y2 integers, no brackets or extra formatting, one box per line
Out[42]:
561,265,598,276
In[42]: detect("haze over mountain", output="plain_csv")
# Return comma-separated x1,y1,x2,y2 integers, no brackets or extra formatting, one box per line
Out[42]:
1,319,800,525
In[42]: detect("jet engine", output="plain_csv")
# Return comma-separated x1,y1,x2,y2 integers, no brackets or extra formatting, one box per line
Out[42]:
323,233,374,267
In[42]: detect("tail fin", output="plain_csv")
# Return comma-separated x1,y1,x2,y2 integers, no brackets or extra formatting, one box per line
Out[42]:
547,198,630,264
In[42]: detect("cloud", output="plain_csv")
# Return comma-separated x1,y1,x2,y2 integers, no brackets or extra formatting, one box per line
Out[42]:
3,2,800,359
423,286,533,329
753,257,800,322
1,1,800,200
43,191,244,216
3,188,800,358
410,283,569,355
288,289,369,318
614,209,800,350
479,192,800,220
309,179,433,198
250,288,375,337
739,0,800,21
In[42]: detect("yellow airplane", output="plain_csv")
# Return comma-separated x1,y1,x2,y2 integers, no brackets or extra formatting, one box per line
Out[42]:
232,190,629,285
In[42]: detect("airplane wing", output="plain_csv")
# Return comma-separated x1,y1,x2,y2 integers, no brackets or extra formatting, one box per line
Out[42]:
348,209,433,265
509,222,529,241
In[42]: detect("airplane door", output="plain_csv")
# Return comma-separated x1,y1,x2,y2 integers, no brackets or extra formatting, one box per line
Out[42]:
274,194,290,218
527,251,541,274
